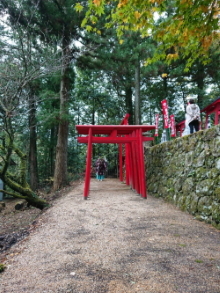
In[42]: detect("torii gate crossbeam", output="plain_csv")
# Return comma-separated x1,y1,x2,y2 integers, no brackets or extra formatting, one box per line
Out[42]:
76,121,155,199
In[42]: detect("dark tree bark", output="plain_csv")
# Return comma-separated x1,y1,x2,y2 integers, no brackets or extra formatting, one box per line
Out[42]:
125,86,134,125
28,92,38,191
195,63,205,108
49,125,58,177
53,41,71,190
0,118,48,210
134,59,141,125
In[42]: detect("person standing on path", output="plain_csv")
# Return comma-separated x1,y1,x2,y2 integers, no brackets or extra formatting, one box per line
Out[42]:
185,99,201,134
95,157,107,181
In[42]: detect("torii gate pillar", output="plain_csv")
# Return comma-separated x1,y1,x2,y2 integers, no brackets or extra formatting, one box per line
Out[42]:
84,127,93,199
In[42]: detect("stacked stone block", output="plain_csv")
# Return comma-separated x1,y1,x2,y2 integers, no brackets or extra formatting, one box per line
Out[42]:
145,124,220,229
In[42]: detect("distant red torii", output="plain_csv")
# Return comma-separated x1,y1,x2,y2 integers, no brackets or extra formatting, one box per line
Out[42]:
201,97,220,127
76,115,155,199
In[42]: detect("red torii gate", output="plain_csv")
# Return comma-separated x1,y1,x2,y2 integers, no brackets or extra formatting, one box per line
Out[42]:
176,120,185,137
201,97,220,128
176,97,220,136
76,115,155,199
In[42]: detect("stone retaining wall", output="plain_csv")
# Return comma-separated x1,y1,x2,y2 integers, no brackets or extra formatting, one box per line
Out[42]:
145,124,220,229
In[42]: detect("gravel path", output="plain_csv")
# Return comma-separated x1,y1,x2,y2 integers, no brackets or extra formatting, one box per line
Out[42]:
0,178,220,293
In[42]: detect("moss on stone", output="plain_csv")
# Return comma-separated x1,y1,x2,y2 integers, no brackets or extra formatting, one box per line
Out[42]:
177,194,187,211
165,193,175,203
193,150,206,167
166,178,174,188
212,203,220,223
215,158,220,170
197,196,212,215
189,192,199,214
203,127,218,141
174,177,185,192
166,164,178,177
184,152,194,167
195,167,209,180
182,178,194,194
214,188,220,200
209,168,220,179
214,175,220,187
205,155,215,168
196,179,214,196
189,136,198,147
185,195,193,212
145,125,220,227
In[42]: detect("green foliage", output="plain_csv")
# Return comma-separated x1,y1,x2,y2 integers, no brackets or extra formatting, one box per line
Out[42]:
0,263,6,273
195,259,203,263
0,117,48,209
79,0,220,70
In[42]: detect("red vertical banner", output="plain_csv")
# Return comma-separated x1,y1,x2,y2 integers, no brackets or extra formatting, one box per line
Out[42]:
170,114,176,137
154,114,159,136
161,99,169,129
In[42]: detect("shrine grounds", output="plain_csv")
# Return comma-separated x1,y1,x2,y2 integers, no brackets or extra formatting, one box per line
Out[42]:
0,178,220,293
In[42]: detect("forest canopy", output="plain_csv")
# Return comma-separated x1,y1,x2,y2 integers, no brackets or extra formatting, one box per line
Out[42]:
76,0,220,70
0,0,219,209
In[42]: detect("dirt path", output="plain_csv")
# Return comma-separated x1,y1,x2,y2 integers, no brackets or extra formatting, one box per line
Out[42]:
0,178,220,293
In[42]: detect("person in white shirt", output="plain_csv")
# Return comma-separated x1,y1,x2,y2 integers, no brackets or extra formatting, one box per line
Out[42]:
185,99,201,134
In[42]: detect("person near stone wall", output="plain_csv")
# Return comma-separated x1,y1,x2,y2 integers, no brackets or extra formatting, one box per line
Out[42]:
185,99,201,134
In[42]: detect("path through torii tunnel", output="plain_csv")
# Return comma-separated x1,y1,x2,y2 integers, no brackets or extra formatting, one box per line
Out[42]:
76,116,155,199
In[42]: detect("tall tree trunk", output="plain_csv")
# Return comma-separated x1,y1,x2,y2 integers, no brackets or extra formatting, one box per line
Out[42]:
163,76,168,99
134,59,141,125
28,93,38,191
53,38,71,190
125,85,133,125
49,125,57,177
196,63,205,108
92,96,95,125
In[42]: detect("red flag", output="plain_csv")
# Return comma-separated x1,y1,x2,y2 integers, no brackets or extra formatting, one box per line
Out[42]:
161,99,169,129
170,114,176,137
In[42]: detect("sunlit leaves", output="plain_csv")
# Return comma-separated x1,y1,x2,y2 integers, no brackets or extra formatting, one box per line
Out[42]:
86,25,93,31
134,11,141,19
117,0,128,8
161,73,168,78
75,0,220,70
202,36,213,49
75,3,84,12
93,0,103,6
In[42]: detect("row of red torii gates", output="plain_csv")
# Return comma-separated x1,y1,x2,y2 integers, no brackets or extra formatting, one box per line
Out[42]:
76,114,156,199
